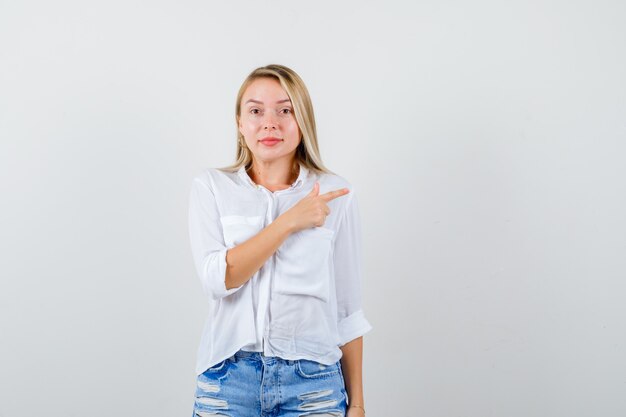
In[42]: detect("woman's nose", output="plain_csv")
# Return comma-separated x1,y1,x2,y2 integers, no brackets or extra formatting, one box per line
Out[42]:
263,113,278,129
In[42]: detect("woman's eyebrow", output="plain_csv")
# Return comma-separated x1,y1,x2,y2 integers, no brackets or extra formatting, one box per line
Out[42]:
245,99,292,105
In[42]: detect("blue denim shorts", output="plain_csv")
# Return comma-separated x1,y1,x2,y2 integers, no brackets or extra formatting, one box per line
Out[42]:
192,349,348,417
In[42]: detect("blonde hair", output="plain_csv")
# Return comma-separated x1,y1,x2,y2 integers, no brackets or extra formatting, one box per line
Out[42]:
218,64,334,175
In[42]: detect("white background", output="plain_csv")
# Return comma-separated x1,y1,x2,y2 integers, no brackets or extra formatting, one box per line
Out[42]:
1,1,625,416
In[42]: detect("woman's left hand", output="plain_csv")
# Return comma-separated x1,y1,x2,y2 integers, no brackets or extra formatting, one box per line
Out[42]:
346,406,366,417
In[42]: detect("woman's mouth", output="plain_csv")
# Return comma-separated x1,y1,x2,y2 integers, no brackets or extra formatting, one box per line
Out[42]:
259,137,283,146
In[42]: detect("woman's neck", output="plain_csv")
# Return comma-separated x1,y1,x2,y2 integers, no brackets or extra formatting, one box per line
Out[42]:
247,159,300,191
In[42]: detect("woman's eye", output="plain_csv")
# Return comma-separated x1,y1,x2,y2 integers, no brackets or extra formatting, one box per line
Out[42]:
250,109,260,114
281,108,292,114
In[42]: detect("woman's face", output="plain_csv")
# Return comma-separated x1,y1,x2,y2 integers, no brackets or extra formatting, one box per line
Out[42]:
238,77,301,164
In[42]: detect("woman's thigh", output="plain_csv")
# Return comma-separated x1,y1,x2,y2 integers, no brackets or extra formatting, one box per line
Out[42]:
277,358,348,417
192,354,262,417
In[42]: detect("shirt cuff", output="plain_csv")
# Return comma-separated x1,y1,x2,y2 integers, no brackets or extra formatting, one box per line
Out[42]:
337,309,373,346
206,247,244,300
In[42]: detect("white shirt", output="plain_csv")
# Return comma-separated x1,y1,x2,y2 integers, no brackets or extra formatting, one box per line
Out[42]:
188,161,373,375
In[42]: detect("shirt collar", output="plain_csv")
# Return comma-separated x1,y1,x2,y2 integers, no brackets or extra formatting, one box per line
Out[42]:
237,161,309,191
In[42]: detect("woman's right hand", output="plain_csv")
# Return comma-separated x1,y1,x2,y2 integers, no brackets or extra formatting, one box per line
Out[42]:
280,181,350,233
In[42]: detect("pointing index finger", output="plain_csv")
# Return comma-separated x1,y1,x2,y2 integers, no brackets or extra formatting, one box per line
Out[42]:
319,188,350,202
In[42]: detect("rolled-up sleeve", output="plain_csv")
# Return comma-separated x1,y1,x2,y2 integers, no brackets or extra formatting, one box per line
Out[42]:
333,187,373,346
188,177,244,300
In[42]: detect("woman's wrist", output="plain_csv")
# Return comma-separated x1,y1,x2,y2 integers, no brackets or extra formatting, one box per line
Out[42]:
349,403,366,414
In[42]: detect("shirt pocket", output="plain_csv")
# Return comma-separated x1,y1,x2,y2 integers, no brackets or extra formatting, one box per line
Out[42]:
274,226,335,303
219,215,264,248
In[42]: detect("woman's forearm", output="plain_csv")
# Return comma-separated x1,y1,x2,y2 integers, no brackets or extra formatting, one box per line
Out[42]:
339,336,365,408
224,216,293,289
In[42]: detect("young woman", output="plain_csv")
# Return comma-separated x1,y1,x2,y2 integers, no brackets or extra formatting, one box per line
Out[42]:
188,64,372,417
